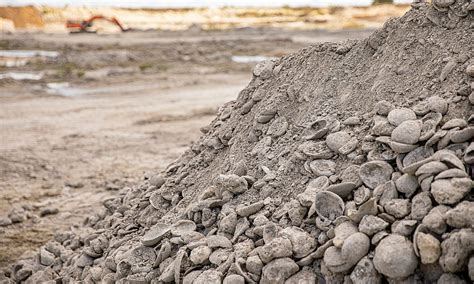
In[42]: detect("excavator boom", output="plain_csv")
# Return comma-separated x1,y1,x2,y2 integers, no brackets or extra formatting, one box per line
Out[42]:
66,15,128,33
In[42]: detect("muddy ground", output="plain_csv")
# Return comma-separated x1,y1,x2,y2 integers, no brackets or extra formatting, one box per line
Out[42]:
0,28,373,268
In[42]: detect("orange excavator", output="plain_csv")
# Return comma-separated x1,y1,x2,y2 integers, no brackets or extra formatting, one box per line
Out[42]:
66,15,129,33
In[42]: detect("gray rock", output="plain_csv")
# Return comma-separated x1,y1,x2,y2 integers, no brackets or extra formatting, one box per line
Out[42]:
39,248,55,266
395,174,419,197
341,232,370,267
223,274,245,284
190,246,212,265
326,131,351,152
246,255,264,275
416,232,441,264
236,201,264,217
373,234,418,279
383,199,411,219
350,257,382,284
431,178,473,205
422,206,450,235
333,221,358,248
439,229,474,273
391,220,417,236
207,235,232,249
280,227,316,259
411,192,433,220
358,215,388,236
0,217,12,227
437,273,467,284
261,257,299,284
258,237,293,263
427,96,448,114
284,269,317,284
375,100,394,116
446,201,474,228
193,269,223,284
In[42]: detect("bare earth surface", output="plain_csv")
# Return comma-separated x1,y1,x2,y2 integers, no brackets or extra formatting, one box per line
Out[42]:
0,28,372,267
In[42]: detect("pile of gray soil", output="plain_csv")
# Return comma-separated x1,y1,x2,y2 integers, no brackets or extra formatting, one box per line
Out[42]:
2,1,473,283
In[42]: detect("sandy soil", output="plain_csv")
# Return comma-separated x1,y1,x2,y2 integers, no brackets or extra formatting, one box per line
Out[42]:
0,28,372,268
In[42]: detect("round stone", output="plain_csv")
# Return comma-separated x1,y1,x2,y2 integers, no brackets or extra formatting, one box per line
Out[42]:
326,131,351,152
190,246,212,265
427,96,448,114
373,234,418,279
387,108,416,126
391,120,421,145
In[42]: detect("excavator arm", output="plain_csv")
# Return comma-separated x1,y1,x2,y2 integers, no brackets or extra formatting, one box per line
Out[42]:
66,15,129,33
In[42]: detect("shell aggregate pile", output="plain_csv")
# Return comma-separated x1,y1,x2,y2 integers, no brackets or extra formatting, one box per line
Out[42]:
3,1,474,283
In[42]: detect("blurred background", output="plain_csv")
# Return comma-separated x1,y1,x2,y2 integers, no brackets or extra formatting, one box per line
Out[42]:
0,0,409,267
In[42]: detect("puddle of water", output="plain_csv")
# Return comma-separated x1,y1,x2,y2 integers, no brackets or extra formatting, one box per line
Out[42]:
46,82,87,97
0,50,59,58
0,58,29,67
0,72,44,80
231,55,277,63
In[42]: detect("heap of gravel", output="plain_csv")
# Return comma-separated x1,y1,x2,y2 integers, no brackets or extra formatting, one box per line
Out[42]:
2,1,473,283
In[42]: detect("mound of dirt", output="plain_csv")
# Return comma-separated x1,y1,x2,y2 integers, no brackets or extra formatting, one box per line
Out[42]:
0,6,44,29
2,1,473,283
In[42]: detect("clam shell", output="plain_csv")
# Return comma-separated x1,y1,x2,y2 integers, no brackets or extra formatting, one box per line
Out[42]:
412,101,430,116
433,150,465,170
171,220,197,237
389,140,418,154
359,161,394,189
326,182,357,199
421,112,443,125
442,119,467,130
415,161,448,176
419,120,437,141
425,129,447,147
142,223,171,247
303,118,329,140
309,159,336,177
403,147,434,171
450,127,474,143
464,142,474,164
314,191,345,221
298,141,334,159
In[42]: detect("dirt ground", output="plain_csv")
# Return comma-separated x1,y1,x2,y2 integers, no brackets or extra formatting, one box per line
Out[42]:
0,28,373,268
